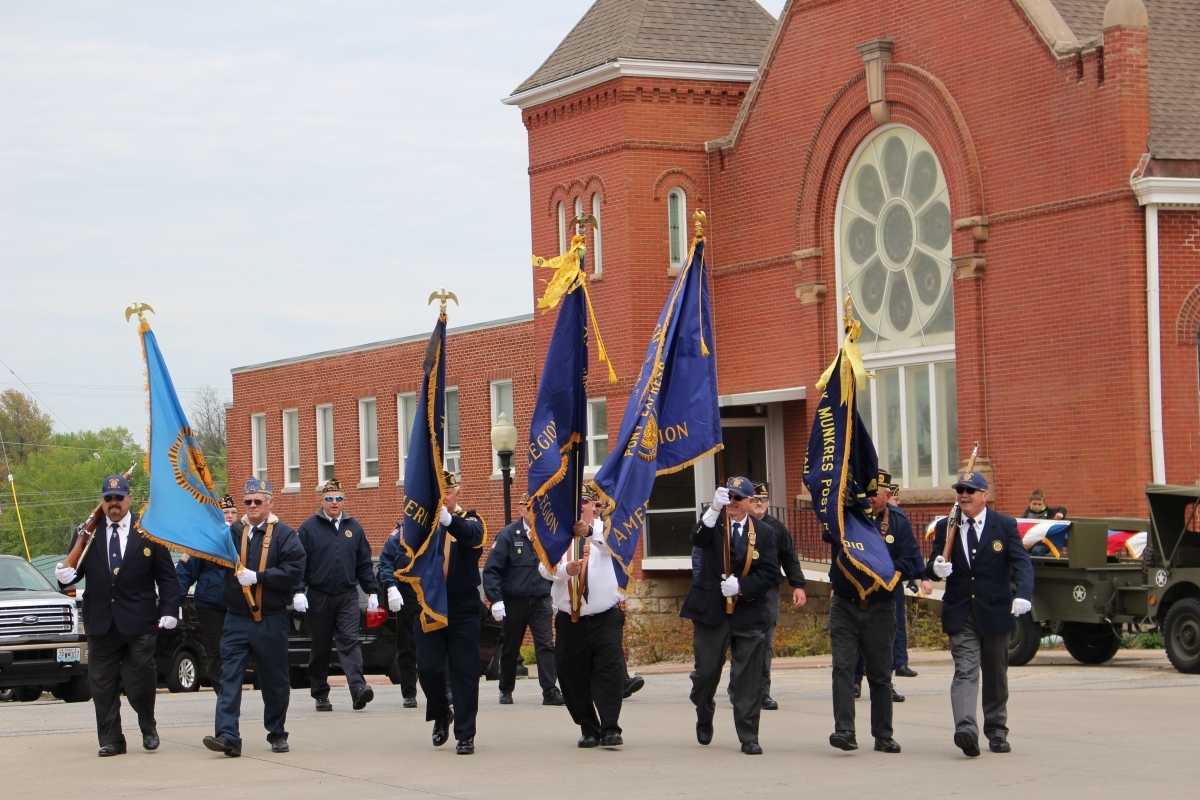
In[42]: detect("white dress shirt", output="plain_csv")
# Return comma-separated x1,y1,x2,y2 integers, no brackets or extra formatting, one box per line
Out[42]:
539,520,623,616
958,507,988,569
107,512,132,560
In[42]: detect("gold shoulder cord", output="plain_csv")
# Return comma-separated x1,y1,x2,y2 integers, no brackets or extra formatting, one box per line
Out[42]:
240,522,275,622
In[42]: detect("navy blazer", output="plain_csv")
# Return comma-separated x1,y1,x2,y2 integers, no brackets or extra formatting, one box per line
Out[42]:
680,512,779,631
482,519,551,602
925,509,1034,637
60,514,181,637
875,506,925,583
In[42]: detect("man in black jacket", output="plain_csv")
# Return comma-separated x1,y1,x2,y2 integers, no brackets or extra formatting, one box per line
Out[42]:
294,478,380,712
483,493,562,705
926,471,1033,758
55,474,181,757
681,476,779,755
203,478,305,758
176,493,235,690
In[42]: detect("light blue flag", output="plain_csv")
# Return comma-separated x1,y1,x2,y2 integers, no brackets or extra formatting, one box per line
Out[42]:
137,322,238,567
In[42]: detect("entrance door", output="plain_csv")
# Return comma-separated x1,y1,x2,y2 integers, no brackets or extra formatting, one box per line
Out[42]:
720,423,768,487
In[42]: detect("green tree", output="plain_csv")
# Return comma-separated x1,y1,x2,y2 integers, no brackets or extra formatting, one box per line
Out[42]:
0,389,54,464
188,384,227,495
0,428,145,559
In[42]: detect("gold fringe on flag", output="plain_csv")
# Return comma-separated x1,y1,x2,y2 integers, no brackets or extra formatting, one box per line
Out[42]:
532,234,618,384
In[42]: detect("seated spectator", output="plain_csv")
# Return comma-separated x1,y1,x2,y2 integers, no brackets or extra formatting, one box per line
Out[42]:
1023,489,1065,520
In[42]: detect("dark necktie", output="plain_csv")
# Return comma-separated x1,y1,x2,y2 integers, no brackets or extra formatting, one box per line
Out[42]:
109,523,122,576
967,518,979,567
732,522,743,561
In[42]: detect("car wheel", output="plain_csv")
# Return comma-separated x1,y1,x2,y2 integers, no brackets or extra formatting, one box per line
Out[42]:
1008,612,1042,667
1164,597,1200,674
51,675,92,703
0,688,14,702
13,687,43,702
167,651,201,693
1060,622,1121,665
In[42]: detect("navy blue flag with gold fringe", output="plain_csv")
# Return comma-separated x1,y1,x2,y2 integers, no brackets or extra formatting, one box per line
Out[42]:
803,298,899,598
593,214,722,588
395,313,450,632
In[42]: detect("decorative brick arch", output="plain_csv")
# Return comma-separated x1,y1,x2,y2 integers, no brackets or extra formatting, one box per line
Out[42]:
546,174,608,217
1178,284,1200,346
794,63,987,257
651,168,704,203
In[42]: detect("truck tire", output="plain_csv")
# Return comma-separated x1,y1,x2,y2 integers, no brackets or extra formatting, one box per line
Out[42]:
13,687,42,702
1008,613,1042,666
51,675,92,703
1061,622,1121,665
166,651,201,693
1164,597,1200,674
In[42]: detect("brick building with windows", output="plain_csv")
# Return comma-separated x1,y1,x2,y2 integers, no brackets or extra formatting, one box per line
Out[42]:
228,0,1200,603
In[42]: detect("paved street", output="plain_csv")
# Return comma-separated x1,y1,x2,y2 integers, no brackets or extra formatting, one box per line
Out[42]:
2,650,1197,799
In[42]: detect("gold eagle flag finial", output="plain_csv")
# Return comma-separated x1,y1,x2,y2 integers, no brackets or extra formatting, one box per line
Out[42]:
427,288,458,317
124,302,155,326
568,214,598,235
693,209,706,238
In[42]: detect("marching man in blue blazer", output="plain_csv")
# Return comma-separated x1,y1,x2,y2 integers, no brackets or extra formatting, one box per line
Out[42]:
925,471,1033,758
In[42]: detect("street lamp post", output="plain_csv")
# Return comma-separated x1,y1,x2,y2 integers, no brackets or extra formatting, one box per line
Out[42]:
490,412,519,525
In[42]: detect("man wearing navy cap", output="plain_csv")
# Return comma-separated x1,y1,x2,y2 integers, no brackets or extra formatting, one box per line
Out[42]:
176,493,235,690
55,475,180,756
203,478,305,758
681,476,779,755
926,470,1033,758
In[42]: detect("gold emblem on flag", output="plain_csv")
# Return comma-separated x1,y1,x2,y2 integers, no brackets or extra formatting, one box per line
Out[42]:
992,540,1003,552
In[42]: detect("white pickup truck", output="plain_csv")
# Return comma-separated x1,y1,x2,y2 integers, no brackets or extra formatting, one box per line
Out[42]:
0,554,89,702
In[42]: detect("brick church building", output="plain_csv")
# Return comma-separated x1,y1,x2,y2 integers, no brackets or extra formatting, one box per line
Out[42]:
227,0,1199,590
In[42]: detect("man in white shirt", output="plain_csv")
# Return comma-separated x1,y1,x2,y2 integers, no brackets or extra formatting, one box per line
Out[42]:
539,484,626,748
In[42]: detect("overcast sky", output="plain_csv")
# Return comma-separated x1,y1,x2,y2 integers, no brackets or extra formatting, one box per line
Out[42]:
0,1,785,437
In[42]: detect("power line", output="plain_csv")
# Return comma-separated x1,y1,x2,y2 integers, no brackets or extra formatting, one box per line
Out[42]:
0,440,145,454
0,357,75,433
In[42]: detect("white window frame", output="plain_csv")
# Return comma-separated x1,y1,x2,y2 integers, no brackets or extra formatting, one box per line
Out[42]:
315,404,335,485
557,201,567,254
444,386,461,476
281,408,300,490
396,392,416,485
667,187,687,272
490,379,514,475
251,413,267,482
358,397,379,486
591,192,603,277
584,397,608,476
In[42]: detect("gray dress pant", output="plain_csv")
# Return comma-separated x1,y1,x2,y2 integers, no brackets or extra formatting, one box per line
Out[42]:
949,612,1011,741
691,618,765,744
829,594,895,740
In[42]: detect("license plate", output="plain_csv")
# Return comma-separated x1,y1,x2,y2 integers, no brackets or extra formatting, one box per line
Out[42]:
57,648,81,663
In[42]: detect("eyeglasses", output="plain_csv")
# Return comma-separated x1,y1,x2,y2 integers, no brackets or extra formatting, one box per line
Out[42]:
324,495,344,503
729,494,747,502
956,487,978,496
751,497,767,504
244,498,266,506
103,494,125,503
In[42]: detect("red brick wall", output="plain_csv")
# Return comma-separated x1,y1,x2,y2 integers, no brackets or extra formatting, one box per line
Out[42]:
1160,210,1200,486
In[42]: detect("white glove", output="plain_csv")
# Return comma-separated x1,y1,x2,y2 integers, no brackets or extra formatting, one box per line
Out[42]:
491,600,506,621
1012,598,1032,616
712,487,730,510
55,563,77,584
720,575,740,597
440,506,453,527
932,556,953,579
292,593,308,613
158,616,178,630
237,568,257,587
387,586,403,612
367,594,379,612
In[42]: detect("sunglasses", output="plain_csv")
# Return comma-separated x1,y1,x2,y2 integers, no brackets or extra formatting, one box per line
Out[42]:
244,498,266,506
729,494,747,502
324,495,345,503
956,487,978,496
104,494,127,503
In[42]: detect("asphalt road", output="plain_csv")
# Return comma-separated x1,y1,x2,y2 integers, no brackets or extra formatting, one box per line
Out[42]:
2,650,1197,799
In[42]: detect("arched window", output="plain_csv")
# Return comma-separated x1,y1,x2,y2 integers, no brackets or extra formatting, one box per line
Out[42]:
668,187,686,270
591,193,603,276
838,125,957,489
557,201,567,254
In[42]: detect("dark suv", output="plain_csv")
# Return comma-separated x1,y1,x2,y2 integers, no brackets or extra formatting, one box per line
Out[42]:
0,555,89,703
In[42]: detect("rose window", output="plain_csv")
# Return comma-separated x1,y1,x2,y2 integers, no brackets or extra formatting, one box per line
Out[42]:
841,127,954,353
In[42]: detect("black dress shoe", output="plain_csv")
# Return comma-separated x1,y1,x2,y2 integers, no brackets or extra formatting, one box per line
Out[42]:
761,696,778,710
271,739,289,753
315,697,333,712
353,685,374,710
403,695,418,708
890,684,905,703
874,737,902,753
499,692,513,705
600,732,623,747
432,719,450,747
741,741,763,755
853,684,861,699
456,737,474,755
142,730,159,751
577,734,599,748
894,665,918,678
829,731,858,751
954,731,981,758
622,675,644,699
543,688,565,706
98,742,127,757
696,722,713,746
989,737,1011,753
202,735,240,757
